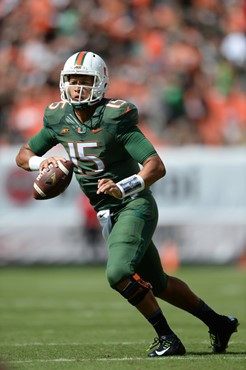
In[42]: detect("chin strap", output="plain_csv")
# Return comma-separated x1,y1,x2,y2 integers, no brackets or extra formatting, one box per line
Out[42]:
70,97,101,109
71,102,89,110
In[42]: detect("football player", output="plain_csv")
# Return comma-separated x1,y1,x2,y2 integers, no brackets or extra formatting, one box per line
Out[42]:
16,51,238,357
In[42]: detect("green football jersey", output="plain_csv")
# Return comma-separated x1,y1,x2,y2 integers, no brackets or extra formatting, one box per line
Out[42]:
28,98,157,211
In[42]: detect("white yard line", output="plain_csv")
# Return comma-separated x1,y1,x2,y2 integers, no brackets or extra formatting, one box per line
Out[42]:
2,340,244,347
0,341,143,346
7,356,246,364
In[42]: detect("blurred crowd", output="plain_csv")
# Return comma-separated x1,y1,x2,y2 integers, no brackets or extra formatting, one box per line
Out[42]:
0,0,246,147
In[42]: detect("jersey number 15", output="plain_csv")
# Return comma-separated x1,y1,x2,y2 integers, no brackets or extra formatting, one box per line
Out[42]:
68,142,104,175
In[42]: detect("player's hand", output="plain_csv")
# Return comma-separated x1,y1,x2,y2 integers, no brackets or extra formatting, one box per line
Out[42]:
97,179,122,199
39,157,67,173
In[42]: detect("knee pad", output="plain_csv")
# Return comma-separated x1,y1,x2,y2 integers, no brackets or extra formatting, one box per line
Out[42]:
106,264,132,288
117,274,152,306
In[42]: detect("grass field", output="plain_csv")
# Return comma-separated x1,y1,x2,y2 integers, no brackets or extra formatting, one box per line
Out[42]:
0,265,245,370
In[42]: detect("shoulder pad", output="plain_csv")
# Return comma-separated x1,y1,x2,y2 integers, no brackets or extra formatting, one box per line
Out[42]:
44,101,68,127
103,99,138,134
104,99,136,119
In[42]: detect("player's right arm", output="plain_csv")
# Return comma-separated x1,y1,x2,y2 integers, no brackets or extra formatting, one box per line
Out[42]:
16,142,38,171
16,126,64,172
16,142,66,172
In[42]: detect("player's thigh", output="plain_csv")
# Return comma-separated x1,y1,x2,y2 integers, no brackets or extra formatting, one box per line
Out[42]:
106,196,158,285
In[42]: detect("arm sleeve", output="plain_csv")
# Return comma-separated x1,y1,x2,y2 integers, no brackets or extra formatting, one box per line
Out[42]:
28,127,59,156
117,126,157,164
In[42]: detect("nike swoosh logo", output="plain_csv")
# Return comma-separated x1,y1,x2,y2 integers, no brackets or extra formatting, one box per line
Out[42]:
92,128,103,134
155,348,169,356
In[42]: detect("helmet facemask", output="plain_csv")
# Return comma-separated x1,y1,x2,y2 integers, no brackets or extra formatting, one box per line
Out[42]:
60,51,109,109
61,73,104,108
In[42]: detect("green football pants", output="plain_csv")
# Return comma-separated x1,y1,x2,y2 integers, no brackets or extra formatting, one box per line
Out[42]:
106,194,168,296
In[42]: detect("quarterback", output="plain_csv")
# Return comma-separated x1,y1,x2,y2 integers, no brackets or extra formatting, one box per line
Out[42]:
16,51,238,357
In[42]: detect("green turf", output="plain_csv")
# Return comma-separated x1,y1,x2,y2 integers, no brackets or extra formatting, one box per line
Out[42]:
0,265,245,370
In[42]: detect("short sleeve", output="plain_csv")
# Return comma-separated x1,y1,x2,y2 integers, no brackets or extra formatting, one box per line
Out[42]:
28,127,58,156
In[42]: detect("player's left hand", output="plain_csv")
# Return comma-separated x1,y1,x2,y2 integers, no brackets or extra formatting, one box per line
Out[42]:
97,179,122,199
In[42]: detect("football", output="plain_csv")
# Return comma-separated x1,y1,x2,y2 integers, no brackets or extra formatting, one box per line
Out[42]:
33,160,73,200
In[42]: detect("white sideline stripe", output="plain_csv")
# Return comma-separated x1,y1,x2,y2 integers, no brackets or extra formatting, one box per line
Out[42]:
7,356,246,363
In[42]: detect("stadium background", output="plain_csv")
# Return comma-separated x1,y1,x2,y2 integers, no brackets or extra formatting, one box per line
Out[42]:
0,0,246,266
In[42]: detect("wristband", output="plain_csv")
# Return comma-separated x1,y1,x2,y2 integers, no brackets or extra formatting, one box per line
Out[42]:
29,156,47,171
116,174,145,199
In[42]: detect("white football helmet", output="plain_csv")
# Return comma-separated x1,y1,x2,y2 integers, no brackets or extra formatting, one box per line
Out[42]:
60,51,109,107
